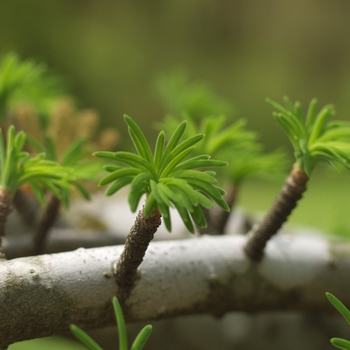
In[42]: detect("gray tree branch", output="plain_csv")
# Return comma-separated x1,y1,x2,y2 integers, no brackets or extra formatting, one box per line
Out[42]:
3,228,125,258
0,233,349,348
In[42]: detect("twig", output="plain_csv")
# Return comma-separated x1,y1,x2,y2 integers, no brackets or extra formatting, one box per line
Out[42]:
212,185,238,235
114,208,161,304
33,194,61,254
244,167,308,261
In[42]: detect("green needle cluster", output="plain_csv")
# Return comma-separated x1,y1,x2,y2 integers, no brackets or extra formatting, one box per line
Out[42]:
29,135,100,205
155,71,232,119
0,125,72,200
269,97,350,176
0,53,64,120
156,73,286,191
159,114,256,156
94,115,229,233
158,113,286,187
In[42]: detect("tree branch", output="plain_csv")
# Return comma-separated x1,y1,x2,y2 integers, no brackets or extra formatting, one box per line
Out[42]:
3,228,126,258
0,234,349,348
244,167,309,261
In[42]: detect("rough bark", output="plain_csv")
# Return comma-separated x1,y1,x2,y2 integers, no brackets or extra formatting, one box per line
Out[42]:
33,194,61,255
115,208,161,303
0,188,14,261
244,167,309,261
0,234,349,348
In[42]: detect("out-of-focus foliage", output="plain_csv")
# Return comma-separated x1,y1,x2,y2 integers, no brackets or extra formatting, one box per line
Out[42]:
16,98,119,161
13,98,120,202
8,336,86,350
0,53,119,205
154,72,232,119
0,126,72,201
0,53,65,122
160,113,286,185
156,74,287,187
1,1,349,150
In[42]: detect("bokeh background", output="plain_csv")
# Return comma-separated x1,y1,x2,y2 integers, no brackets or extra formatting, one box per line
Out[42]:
2,0,350,148
2,1,350,349
2,0,350,235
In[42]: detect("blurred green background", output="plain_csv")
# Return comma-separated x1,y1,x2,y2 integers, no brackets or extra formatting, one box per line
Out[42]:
1,0,350,234
2,1,350,347
2,0,350,148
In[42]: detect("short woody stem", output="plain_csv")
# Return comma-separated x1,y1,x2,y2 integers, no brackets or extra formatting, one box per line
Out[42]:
115,208,161,303
0,188,14,261
244,167,309,262
13,188,39,228
212,185,238,235
33,194,61,255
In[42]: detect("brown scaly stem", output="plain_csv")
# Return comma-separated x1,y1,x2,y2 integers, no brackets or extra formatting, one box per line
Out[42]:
13,188,39,228
244,166,309,262
198,207,213,234
212,185,238,235
33,194,61,255
114,207,162,304
0,188,14,261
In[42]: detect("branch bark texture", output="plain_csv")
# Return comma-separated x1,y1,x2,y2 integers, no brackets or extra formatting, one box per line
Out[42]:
0,234,349,348
115,208,161,303
244,167,309,261
0,188,13,261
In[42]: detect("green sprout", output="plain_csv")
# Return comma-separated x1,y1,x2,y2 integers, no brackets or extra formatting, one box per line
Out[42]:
13,99,113,254
0,53,65,121
94,115,229,301
0,52,113,255
158,114,256,158
156,74,286,234
0,126,73,259
70,296,152,350
154,71,232,119
29,136,99,203
244,97,350,261
29,136,100,253
326,293,350,349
